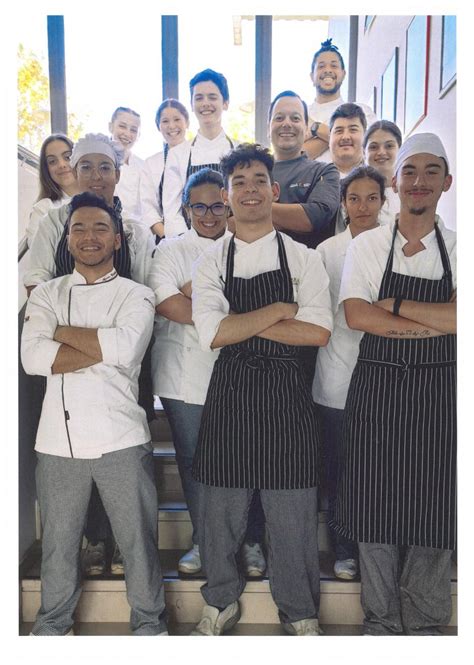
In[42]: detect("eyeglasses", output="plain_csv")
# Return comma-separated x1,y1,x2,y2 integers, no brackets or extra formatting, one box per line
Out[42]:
76,162,116,178
188,202,227,217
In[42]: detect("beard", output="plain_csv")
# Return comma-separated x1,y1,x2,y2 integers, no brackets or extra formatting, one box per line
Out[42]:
408,206,428,216
316,79,343,96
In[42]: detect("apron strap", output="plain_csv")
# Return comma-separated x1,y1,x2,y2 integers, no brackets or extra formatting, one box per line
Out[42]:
434,222,454,294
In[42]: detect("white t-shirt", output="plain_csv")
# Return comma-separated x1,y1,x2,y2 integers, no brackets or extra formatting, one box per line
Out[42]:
115,153,145,224
312,227,364,409
339,215,457,307
192,230,333,351
147,227,231,404
308,95,377,163
162,131,234,237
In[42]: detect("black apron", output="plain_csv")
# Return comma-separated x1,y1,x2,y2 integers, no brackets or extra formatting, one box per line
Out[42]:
55,196,132,279
333,222,456,550
192,232,320,490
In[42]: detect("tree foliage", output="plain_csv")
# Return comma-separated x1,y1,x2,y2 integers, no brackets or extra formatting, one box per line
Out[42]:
17,44,85,154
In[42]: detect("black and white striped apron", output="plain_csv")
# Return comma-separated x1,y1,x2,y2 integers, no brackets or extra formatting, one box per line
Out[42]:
55,196,132,278
193,232,320,490
333,222,456,550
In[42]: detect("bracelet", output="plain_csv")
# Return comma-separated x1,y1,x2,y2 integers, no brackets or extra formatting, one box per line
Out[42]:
393,296,403,317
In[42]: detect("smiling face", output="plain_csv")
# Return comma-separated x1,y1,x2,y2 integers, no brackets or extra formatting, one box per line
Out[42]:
191,81,228,131
269,96,306,161
109,111,140,153
223,160,279,227
329,117,365,172
67,206,121,273
45,139,76,192
311,52,346,98
75,154,120,206
343,177,384,236
393,153,452,216
365,129,400,181
185,183,227,240
159,106,189,147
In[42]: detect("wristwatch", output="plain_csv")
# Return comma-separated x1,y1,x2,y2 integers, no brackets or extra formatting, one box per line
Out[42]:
310,121,321,138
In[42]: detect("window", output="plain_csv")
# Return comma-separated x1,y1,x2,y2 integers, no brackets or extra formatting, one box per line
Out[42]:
404,16,430,134
380,48,398,122
440,15,456,95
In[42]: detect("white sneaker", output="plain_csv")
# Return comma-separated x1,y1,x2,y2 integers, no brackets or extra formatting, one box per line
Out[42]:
178,545,202,574
82,541,106,576
283,618,323,636
334,558,358,580
111,543,124,575
191,602,240,635
241,542,266,577
29,629,74,636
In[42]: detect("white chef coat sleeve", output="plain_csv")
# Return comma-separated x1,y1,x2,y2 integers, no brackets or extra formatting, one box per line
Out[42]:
140,158,163,229
98,284,156,369
126,220,155,286
162,145,189,237
21,285,62,376
26,199,52,247
294,248,333,332
23,209,62,287
191,249,230,351
147,239,184,304
338,238,376,305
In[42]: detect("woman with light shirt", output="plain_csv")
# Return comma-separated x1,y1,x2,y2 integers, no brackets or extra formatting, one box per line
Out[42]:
140,99,190,239
26,134,80,246
312,165,386,581
363,120,402,225
147,168,266,577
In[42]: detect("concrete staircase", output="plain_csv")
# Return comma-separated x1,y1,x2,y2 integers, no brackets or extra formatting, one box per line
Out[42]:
20,408,458,635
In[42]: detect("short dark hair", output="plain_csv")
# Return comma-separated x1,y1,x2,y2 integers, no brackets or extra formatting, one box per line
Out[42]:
155,98,190,129
220,143,274,188
189,68,230,103
329,103,368,132
110,106,141,123
340,165,387,206
37,134,74,202
363,120,403,149
182,168,224,206
67,192,120,233
311,38,345,74
268,90,309,125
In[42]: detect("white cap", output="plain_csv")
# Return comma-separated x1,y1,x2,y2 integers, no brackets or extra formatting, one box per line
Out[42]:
394,132,449,174
71,133,124,168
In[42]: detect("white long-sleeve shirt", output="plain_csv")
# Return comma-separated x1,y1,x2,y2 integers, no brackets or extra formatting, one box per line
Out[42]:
162,132,234,237
147,227,232,404
21,269,156,458
24,202,155,288
192,230,333,352
115,153,145,224
140,151,166,229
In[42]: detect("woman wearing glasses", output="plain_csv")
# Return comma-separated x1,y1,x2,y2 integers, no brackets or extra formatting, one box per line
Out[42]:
26,134,80,246
147,168,230,574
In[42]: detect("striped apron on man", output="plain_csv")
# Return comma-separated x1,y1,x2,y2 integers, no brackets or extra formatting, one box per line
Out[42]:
193,232,320,490
333,221,456,550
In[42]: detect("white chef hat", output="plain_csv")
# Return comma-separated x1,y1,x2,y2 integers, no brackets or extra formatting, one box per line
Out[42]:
394,132,450,175
70,133,124,169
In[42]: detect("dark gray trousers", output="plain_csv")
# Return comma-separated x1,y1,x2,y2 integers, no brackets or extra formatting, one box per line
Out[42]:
32,443,166,635
198,485,320,624
358,542,452,635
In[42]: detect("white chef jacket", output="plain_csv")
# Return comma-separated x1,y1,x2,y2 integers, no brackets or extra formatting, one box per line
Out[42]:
26,194,71,247
21,269,156,459
192,230,333,352
162,132,234,237
147,227,232,404
339,215,457,307
24,201,155,288
308,95,377,163
312,227,364,409
115,153,145,224
378,186,400,226
140,151,165,229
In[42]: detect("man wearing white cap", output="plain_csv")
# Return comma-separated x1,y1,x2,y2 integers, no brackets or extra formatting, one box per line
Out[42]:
332,133,456,635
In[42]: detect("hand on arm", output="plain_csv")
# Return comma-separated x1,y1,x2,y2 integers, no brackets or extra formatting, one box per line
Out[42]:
374,298,456,334
344,298,445,338
151,222,165,237
272,203,313,234
156,293,193,325
51,345,100,374
257,319,330,346
54,326,103,361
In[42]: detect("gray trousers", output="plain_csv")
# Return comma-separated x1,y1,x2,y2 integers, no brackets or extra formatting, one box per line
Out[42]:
198,485,320,624
359,542,453,635
32,443,167,635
